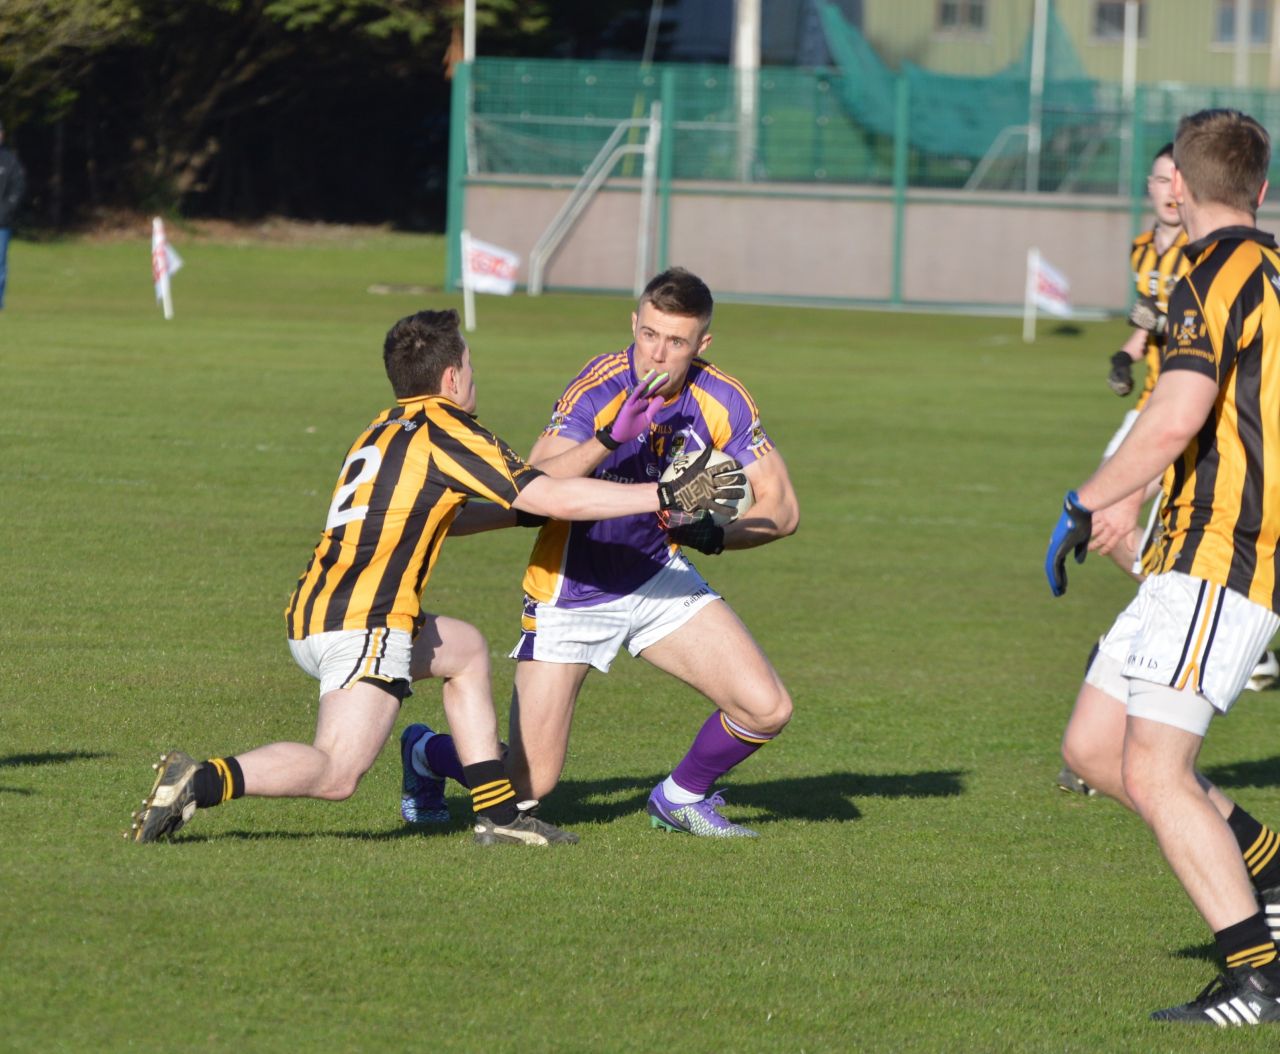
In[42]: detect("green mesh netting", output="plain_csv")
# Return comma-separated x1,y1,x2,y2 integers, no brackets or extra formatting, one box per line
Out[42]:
463,45,1280,193
470,58,892,184
816,0,1097,160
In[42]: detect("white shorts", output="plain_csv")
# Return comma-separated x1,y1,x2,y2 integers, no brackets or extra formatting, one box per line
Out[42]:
288,627,414,699
509,553,720,673
1093,570,1279,718
1085,650,1218,736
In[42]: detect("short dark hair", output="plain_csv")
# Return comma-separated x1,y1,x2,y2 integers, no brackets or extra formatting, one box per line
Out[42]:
1173,109,1270,215
639,267,713,328
1154,141,1173,162
383,309,466,399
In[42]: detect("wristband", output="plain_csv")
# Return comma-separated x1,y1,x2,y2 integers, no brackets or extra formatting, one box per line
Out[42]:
595,425,621,451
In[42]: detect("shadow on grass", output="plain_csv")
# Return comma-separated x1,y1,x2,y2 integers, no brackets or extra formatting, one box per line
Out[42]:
176,823,461,844
0,750,109,768
548,768,966,826
1202,755,1280,790
159,768,965,842
1173,942,1219,966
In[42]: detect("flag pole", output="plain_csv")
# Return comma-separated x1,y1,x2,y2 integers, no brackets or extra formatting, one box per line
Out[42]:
152,217,175,321
460,228,476,332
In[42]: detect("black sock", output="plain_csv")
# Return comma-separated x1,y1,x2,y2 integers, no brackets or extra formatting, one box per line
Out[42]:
1227,805,1280,890
192,756,244,809
1216,912,1280,982
463,759,518,825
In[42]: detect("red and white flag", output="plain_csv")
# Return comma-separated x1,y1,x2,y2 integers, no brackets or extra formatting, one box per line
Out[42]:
460,230,520,331
1023,247,1071,341
463,234,519,295
151,217,183,320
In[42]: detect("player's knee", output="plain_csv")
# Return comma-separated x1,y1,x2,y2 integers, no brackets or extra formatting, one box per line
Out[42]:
313,778,358,801
771,690,794,732
313,756,369,801
1119,762,1152,817
456,625,492,678
1119,748,1167,819
1061,729,1098,782
749,687,792,736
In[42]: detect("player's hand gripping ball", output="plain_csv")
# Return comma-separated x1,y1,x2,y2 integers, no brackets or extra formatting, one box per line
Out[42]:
659,447,753,525
657,448,753,555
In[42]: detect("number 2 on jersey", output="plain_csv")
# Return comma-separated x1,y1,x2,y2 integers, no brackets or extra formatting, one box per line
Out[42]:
325,445,382,531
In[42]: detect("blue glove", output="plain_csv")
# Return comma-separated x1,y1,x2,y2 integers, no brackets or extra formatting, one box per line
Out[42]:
1045,491,1092,597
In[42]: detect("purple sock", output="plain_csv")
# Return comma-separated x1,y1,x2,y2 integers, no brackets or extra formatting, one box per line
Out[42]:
424,732,467,786
670,712,776,796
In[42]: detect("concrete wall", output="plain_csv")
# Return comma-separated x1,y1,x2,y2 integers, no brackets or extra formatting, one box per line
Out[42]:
465,178,1146,311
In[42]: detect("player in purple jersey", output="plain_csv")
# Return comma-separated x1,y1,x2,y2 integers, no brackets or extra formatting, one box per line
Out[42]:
401,268,799,837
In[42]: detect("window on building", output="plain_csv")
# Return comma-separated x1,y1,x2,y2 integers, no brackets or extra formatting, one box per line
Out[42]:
1093,1,1148,41
1214,1,1271,45
936,0,986,33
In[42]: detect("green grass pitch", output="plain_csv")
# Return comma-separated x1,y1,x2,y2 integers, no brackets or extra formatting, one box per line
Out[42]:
2,231,1279,1051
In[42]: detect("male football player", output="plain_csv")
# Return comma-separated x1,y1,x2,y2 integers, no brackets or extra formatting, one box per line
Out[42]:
127,308,744,846
1047,109,1280,1024
402,269,799,837
1061,143,1275,797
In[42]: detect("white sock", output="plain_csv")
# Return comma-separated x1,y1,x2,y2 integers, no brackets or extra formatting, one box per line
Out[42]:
662,776,703,805
411,734,438,779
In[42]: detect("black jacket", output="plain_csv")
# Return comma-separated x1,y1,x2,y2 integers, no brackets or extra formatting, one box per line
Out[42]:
0,145,26,228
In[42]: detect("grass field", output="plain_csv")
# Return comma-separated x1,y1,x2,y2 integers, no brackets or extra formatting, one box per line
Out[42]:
3,229,1280,1052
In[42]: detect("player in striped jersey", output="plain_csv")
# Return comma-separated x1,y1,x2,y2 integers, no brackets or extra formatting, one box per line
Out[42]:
1106,143,1189,404
1090,145,1191,574
1059,147,1191,795
1062,143,1273,799
128,309,744,847
402,269,799,837
1047,109,1280,1024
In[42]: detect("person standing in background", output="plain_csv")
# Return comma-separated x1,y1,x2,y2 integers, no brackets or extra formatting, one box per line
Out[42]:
0,119,27,311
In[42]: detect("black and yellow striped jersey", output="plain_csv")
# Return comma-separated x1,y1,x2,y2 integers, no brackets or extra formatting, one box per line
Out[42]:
1130,227,1191,409
1153,226,1280,611
286,395,543,639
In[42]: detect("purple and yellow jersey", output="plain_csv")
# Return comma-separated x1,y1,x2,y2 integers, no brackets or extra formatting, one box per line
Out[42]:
521,345,774,607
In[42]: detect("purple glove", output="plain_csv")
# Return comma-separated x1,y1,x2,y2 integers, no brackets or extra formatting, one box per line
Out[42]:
597,369,668,448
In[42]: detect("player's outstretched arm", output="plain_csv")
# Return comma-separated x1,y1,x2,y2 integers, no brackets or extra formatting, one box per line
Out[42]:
513,447,744,522
449,501,546,537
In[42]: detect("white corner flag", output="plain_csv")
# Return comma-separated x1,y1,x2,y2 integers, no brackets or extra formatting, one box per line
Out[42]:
151,217,183,321
460,229,519,332
1023,247,1071,343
